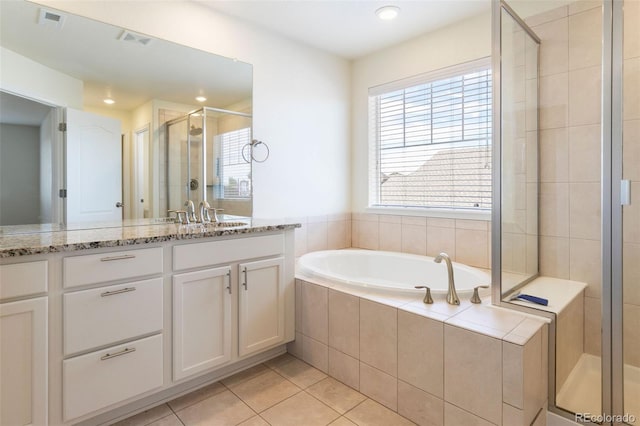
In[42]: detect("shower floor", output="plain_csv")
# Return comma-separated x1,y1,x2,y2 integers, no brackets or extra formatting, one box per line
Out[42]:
556,353,639,420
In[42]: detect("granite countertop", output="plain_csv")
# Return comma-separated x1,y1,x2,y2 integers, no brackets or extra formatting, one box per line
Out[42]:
0,218,301,258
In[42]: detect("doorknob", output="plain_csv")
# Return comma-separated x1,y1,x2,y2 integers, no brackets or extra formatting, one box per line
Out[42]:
116,202,124,208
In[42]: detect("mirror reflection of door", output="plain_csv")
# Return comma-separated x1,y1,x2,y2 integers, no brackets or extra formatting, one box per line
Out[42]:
65,108,122,223
0,91,61,226
133,125,150,219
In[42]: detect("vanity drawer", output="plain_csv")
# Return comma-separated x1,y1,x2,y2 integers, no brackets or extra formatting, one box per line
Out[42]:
63,278,163,355
0,260,47,300
63,334,163,421
173,234,284,271
63,247,163,288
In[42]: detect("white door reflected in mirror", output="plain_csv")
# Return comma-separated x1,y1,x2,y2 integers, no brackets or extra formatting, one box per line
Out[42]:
65,108,122,223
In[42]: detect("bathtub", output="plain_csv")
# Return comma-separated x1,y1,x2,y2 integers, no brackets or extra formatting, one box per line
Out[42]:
297,249,491,295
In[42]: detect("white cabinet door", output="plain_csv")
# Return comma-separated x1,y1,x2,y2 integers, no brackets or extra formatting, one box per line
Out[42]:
238,257,285,357
173,267,232,381
0,297,48,426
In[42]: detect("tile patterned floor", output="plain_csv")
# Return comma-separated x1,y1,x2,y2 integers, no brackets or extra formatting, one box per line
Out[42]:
114,354,416,426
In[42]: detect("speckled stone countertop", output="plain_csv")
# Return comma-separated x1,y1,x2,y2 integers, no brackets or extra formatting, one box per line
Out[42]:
0,218,301,258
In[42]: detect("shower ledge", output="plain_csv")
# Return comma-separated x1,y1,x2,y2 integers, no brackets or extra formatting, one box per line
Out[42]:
506,277,587,314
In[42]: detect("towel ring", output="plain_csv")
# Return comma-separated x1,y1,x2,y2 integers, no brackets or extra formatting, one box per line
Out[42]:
242,139,270,163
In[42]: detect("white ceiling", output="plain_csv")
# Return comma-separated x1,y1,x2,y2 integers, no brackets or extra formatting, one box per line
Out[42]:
198,0,491,59
0,1,252,112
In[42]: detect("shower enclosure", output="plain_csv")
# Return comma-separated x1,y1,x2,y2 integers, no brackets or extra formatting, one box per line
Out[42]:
494,0,638,423
165,107,253,218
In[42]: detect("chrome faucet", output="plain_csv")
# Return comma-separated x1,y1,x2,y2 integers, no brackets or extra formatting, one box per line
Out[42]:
434,252,460,305
199,200,211,223
184,200,197,223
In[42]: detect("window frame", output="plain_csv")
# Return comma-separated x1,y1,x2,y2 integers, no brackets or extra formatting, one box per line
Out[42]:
367,57,492,220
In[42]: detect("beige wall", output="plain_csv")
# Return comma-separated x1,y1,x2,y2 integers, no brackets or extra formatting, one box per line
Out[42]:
351,12,491,215
526,2,603,357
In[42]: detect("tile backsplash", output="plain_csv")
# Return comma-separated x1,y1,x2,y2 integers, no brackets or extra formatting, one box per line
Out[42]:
292,213,490,270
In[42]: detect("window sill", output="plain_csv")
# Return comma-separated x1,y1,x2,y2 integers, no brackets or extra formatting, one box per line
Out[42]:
365,206,491,221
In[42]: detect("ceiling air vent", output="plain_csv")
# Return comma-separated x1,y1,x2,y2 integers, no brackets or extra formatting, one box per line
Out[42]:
118,30,154,46
38,9,66,29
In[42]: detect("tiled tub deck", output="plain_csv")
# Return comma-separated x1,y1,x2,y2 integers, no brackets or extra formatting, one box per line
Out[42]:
289,275,549,426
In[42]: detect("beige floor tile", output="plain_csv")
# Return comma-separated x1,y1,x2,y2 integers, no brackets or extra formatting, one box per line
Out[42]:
238,416,270,426
112,404,173,426
266,353,298,369
176,390,255,426
167,381,226,412
221,364,270,388
261,392,340,426
147,414,183,426
329,417,358,426
271,356,327,389
307,377,367,414
229,370,301,412
345,399,415,426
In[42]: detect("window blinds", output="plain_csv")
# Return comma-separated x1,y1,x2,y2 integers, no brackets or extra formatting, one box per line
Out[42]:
369,59,492,210
220,127,251,199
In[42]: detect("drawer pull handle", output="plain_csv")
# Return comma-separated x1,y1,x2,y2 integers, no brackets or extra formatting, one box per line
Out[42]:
101,287,136,297
100,254,136,262
100,347,136,361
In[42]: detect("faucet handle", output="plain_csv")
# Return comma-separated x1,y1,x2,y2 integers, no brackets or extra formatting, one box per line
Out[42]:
471,285,490,304
414,286,434,304
206,207,223,223
173,210,190,225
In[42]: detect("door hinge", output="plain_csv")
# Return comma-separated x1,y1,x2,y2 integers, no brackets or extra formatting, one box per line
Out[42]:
58,122,67,132
59,189,67,198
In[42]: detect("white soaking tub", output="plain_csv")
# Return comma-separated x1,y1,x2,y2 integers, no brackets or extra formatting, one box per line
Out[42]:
297,249,490,295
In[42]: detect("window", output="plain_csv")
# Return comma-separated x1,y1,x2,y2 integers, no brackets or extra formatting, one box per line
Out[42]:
217,127,251,199
368,58,492,211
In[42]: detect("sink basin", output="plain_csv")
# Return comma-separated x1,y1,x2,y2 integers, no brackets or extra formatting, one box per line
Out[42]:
212,221,249,228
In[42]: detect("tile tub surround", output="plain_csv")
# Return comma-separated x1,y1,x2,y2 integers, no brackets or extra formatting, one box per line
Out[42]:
0,218,301,258
351,214,491,270
290,277,549,426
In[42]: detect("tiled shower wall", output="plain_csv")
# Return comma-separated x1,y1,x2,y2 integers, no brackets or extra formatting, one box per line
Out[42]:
526,2,604,358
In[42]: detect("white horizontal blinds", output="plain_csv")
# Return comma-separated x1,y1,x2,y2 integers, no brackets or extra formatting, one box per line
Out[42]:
220,127,251,198
371,61,492,210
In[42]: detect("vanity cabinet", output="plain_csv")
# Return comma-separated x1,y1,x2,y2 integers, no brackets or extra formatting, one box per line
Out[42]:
0,261,48,426
238,257,285,357
172,234,290,380
0,226,296,426
172,266,233,381
61,247,165,421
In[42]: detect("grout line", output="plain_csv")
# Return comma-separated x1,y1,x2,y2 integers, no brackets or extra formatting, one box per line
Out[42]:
166,403,186,426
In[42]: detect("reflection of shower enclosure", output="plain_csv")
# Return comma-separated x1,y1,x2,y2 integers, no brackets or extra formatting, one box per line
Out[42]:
165,107,253,217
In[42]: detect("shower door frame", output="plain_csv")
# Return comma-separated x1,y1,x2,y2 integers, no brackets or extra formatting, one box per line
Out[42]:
603,0,626,422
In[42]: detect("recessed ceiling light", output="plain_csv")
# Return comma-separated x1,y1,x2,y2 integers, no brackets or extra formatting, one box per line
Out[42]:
376,5,400,20
103,98,115,105
195,96,207,102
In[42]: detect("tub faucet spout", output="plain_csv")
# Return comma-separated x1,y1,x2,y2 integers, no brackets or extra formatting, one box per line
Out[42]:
434,253,460,305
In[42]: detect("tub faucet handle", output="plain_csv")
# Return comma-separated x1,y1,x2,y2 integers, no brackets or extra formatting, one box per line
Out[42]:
471,285,490,304
414,286,434,304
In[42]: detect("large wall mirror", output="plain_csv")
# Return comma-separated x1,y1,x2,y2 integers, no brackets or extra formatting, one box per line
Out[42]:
0,0,253,231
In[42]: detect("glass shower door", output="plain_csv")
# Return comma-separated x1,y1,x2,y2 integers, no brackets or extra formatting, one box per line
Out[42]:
620,0,639,422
